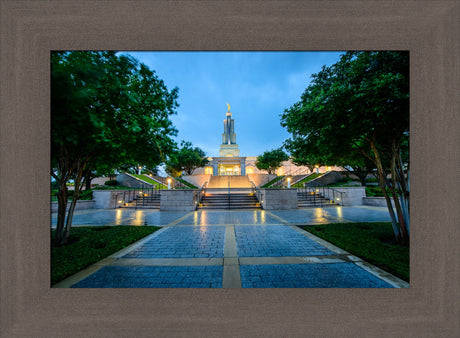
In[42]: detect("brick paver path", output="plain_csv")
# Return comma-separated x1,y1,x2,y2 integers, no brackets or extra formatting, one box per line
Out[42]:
53,208,408,288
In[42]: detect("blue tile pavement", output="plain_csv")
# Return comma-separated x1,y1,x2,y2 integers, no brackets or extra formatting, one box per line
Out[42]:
240,263,394,288
235,225,335,257
123,226,225,258
72,265,223,288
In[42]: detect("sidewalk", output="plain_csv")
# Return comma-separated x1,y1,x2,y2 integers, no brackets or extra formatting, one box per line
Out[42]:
53,207,408,288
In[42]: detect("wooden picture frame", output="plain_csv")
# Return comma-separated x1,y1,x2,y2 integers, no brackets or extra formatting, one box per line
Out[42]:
1,0,458,336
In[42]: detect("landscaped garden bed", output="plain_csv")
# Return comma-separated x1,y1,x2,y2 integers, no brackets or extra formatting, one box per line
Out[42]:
302,222,409,282
51,225,160,285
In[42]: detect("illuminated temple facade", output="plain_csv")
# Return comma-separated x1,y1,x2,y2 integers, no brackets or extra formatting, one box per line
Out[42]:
207,107,247,176
194,106,339,176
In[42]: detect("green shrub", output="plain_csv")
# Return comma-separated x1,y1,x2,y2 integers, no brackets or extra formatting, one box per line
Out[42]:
51,189,92,201
365,186,394,197
104,179,119,186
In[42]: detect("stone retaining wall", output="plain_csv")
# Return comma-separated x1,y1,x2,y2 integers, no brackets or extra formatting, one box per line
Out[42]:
93,190,130,209
160,189,199,211
248,173,277,187
305,171,345,187
181,174,211,188
51,200,95,213
362,196,396,208
260,188,298,210
321,187,366,206
116,173,153,188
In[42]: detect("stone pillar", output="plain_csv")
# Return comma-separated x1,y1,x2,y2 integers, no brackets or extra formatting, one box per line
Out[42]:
213,159,218,176
240,159,245,175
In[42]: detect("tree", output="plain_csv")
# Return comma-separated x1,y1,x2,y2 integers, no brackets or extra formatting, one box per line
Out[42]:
281,51,409,244
165,141,209,176
255,148,289,175
51,51,178,245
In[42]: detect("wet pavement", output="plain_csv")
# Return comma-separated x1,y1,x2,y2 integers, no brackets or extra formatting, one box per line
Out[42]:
53,206,408,288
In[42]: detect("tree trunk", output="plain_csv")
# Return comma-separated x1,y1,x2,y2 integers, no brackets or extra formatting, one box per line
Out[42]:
84,169,92,191
369,140,400,242
55,180,68,244
61,156,92,245
390,143,408,244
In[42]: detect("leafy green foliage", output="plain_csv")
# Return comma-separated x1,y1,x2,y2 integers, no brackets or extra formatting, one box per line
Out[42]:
255,148,289,175
104,180,119,186
165,141,209,176
51,226,160,285
51,189,93,201
281,51,410,243
51,51,179,244
92,185,137,190
365,186,391,197
303,222,409,281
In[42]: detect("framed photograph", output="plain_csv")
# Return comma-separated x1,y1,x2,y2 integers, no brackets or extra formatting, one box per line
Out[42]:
1,0,458,336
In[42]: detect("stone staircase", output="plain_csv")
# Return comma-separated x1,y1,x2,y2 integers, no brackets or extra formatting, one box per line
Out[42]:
207,175,252,188
122,194,161,209
198,192,260,210
297,190,337,208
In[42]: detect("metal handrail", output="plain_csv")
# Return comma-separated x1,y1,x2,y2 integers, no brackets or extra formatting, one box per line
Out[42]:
196,181,208,210
270,175,286,188
296,184,345,206
250,180,263,207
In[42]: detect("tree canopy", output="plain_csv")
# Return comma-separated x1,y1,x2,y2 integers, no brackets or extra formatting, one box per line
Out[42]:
165,141,209,176
255,148,289,175
281,51,409,243
51,51,179,244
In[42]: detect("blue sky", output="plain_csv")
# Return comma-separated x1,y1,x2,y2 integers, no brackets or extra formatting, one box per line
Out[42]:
122,51,344,157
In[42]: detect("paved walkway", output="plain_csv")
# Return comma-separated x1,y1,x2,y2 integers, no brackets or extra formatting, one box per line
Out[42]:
53,207,408,288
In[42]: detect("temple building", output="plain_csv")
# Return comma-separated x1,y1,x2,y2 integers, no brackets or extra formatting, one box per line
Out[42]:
207,104,247,176
195,104,340,177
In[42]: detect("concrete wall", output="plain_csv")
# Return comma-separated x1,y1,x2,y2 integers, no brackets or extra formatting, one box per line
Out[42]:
247,173,277,187
260,188,298,210
181,174,211,188
51,200,95,213
116,173,153,188
363,196,396,208
305,171,345,187
93,190,131,209
90,177,111,187
321,187,366,206
160,189,199,211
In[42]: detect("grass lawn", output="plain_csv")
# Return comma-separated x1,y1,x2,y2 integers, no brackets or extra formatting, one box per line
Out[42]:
302,222,409,282
292,173,323,187
51,226,160,285
175,177,197,189
131,174,167,188
261,176,285,188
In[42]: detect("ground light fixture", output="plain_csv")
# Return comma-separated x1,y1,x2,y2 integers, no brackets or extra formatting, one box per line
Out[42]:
287,177,291,188
167,178,171,189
